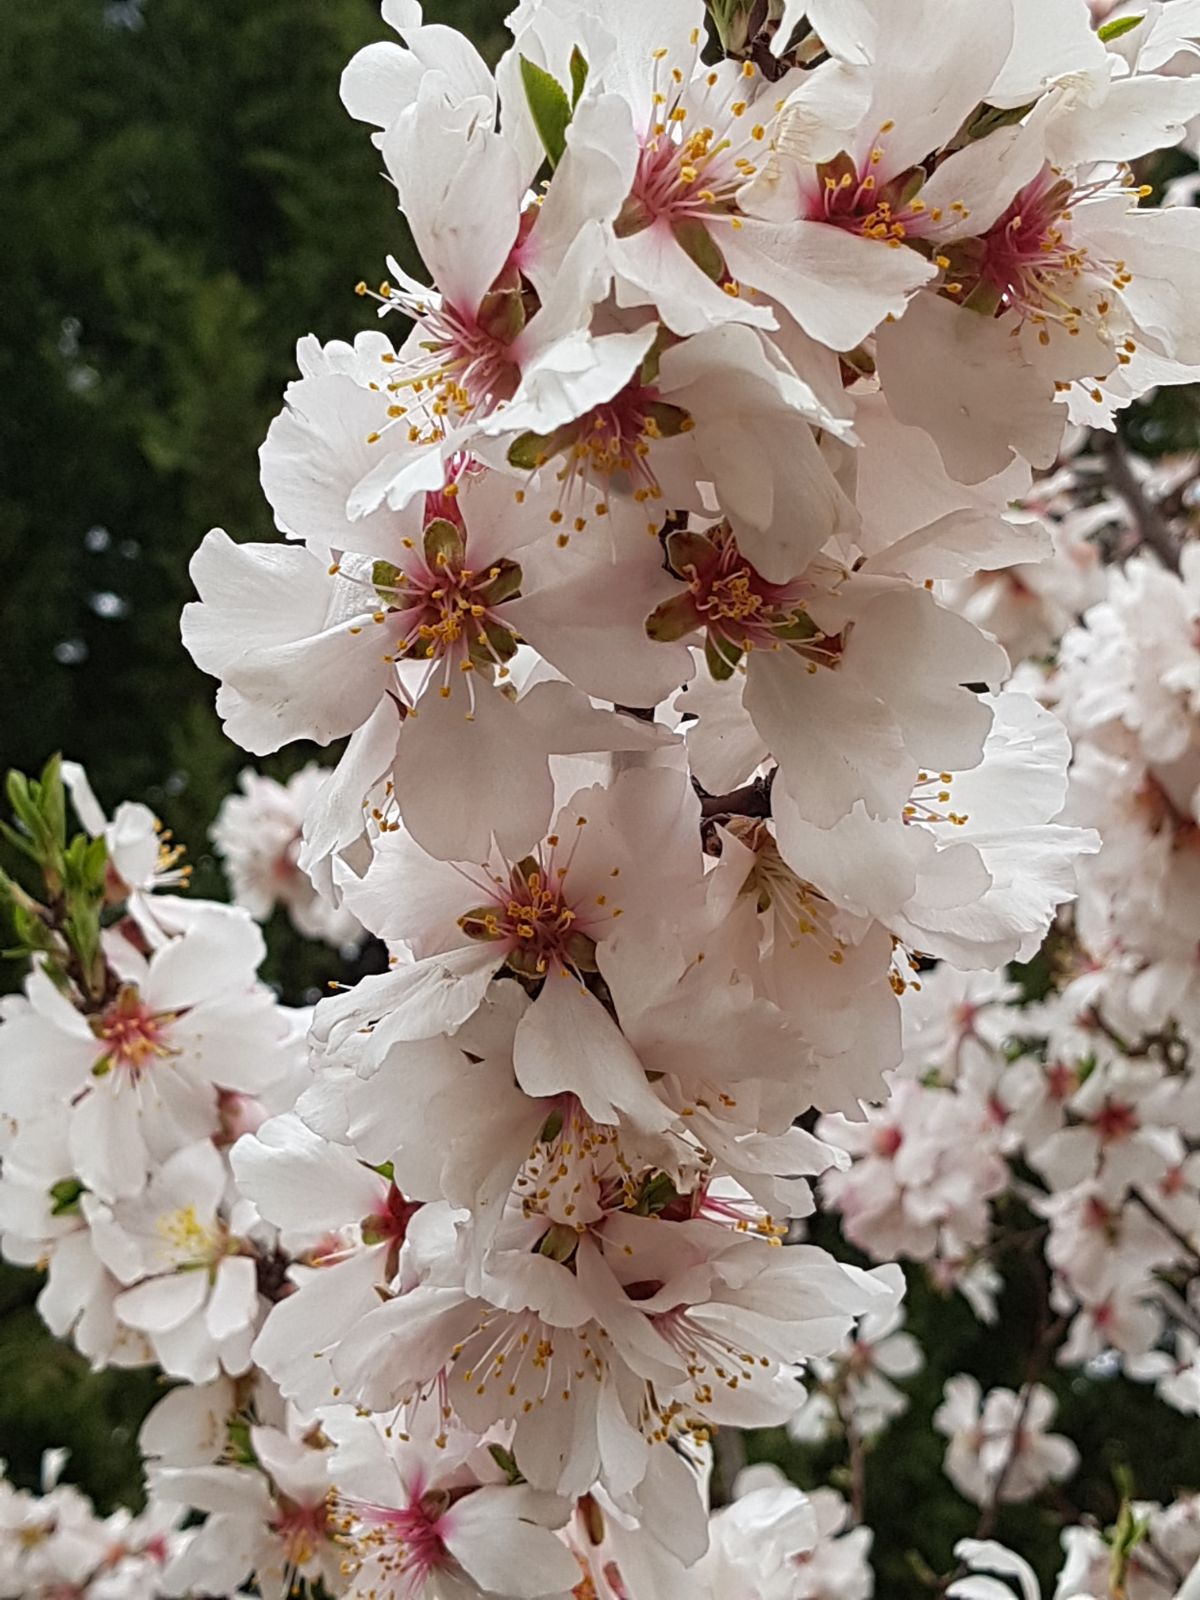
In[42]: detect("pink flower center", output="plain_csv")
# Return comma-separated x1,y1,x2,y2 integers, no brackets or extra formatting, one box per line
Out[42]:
524,378,691,543
271,1497,329,1570
92,985,173,1076
613,46,767,238
977,166,1133,351
339,1491,451,1593
874,1124,903,1157
648,524,836,675
1046,1060,1078,1101
803,130,937,243
358,495,522,706
366,269,524,442
458,831,619,980
1093,1098,1139,1143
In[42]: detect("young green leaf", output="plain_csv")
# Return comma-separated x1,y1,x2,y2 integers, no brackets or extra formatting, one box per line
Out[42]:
1098,11,1143,40
520,55,573,169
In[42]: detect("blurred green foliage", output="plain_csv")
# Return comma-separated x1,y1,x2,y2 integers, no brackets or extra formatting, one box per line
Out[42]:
1,2,1198,1594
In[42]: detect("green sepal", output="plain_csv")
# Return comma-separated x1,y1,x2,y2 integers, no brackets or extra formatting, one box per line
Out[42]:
643,401,691,439
468,618,520,670
671,218,726,284
562,930,599,973
488,1444,526,1484
771,608,819,641
645,591,701,644
664,527,716,577
536,1222,579,1262
458,906,505,942
475,558,523,607
476,284,527,345
632,1170,682,1216
226,1418,259,1468
569,46,589,106
506,422,577,471
372,559,404,603
423,517,466,570
704,632,742,680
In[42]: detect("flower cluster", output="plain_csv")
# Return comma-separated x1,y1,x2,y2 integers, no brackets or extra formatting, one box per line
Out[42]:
0,1453,186,1600
0,768,305,1382
5,0,1200,1595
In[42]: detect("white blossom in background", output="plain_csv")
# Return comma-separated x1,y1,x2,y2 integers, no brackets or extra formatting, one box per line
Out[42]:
934,1377,1079,1507
212,766,364,946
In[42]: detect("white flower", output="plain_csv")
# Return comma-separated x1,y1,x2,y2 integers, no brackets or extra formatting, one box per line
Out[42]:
322,1410,579,1600
85,1140,259,1383
820,1077,1008,1263
212,767,362,946
934,1377,1079,1507
0,913,295,1202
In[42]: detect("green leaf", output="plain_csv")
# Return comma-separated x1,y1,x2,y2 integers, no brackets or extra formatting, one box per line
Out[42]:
38,753,66,855
0,818,41,862
520,55,573,170
1098,10,1143,39
569,46,589,107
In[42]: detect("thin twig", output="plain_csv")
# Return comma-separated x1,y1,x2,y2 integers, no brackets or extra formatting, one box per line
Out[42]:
1129,1187,1200,1269
1099,431,1182,573
845,1417,868,1527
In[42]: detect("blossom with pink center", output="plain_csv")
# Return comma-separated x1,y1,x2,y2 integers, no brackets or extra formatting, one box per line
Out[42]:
646,522,824,675
184,460,677,863
934,1376,1079,1507
0,911,295,1203
323,1414,578,1600
316,765,705,1129
819,1077,1009,1264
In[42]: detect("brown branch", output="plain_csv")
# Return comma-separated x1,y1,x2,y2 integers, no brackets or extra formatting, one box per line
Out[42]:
845,1417,868,1527
698,770,775,820
1099,431,1182,574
